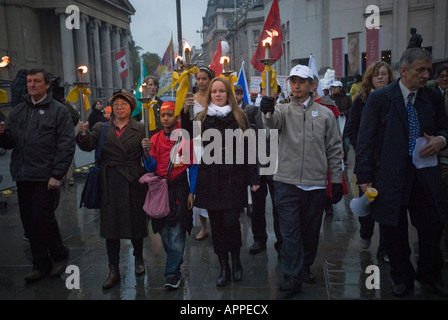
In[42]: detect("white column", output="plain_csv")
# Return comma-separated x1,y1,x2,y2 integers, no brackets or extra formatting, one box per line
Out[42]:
101,23,113,98
121,30,132,90
58,12,76,84
92,19,103,88
433,0,447,61
392,0,409,69
111,27,122,90
75,14,90,82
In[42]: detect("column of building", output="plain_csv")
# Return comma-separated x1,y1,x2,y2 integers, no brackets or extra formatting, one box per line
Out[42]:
434,0,447,61
58,11,76,84
391,0,409,69
111,27,122,91
121,30,132,90
100,23,114,99
58,11,133,100
75,14,90,83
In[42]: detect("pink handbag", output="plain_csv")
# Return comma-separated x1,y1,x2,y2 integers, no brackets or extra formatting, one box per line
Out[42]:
139,173,170,219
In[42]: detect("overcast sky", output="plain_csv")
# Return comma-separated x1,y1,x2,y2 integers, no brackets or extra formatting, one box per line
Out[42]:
130,0,208,57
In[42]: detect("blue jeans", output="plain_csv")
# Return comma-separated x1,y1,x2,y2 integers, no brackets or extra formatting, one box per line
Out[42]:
275,182,326,281
159,222,186,279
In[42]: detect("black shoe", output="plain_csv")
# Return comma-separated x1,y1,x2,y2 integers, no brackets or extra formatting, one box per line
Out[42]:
392,283,414,298
416,276,448,297
164,276,181,290
231,254,243,282
24,269,50,282
50,256,69,277
279,279,302,293
249,242,266,254
299,268,317,284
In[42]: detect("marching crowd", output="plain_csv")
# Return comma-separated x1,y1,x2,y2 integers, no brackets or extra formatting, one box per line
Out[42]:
1,47,448,298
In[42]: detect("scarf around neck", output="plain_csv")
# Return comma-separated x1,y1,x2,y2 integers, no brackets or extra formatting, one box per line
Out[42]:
207,102,232,118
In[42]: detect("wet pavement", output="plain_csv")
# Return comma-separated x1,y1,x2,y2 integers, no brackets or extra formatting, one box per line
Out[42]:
0,147,448,304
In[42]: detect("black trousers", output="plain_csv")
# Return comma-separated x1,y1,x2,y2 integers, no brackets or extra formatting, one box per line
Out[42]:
380,177,444,286
17,181,68,271
208,209,242,258
250,175,282,251
106,239,144,266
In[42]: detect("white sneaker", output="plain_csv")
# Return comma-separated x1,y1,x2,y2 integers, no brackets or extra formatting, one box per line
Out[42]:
359,237,371,249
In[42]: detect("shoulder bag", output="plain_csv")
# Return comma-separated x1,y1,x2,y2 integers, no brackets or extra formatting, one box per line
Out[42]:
80,122,108,209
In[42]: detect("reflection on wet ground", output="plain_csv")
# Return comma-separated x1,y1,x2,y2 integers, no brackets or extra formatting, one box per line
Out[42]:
0,149,447,301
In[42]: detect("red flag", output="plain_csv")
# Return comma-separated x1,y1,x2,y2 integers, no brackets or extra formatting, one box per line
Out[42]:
209,40,222,77
250,0,283,73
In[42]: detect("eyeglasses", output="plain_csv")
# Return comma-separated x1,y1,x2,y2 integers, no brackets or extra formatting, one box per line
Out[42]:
112,103,130,109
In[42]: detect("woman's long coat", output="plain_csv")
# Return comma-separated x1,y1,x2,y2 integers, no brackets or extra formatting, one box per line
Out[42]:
77,120,148,239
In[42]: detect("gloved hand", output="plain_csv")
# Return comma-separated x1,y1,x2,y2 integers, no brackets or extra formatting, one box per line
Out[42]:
332,183,343,204
260,96,275,115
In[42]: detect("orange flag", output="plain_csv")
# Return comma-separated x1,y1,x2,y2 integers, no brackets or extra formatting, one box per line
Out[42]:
250,0,283,72
209,40,222,77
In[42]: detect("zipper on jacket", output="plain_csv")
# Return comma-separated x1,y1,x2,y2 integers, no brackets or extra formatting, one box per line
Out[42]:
21,109,35,178
300,110,306,183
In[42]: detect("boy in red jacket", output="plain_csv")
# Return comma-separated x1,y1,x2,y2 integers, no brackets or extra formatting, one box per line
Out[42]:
142,101,197,289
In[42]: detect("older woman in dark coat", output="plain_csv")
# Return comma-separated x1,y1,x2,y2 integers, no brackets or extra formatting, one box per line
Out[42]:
77,90,148,290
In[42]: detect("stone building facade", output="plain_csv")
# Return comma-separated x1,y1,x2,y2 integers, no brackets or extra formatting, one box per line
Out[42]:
202,0,447,80
0,0,135,101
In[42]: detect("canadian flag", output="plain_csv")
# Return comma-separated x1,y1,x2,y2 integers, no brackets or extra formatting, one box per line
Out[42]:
115,49,128,79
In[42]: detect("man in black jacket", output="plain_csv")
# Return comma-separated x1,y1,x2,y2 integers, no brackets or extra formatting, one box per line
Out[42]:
355,49,448,297
0,69,75,282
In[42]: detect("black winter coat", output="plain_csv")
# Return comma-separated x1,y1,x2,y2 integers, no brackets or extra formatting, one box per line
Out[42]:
0,92,75,181
192,113,259,211
355,81,448,226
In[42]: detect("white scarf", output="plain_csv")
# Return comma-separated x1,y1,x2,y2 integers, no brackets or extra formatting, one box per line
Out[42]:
207,103,232,118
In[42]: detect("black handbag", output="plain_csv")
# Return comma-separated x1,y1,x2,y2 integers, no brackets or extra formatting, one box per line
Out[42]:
80,123,108,209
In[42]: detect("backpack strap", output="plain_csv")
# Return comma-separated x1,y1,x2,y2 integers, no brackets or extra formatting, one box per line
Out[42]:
95,122,108,164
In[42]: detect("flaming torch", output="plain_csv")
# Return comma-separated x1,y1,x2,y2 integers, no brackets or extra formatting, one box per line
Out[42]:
220,56,231,76
183,41,195,120
0,56,10,68
261,30,279,119
75,66,89,125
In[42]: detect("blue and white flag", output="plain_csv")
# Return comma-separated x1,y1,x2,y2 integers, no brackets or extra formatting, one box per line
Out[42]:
237,61,250,105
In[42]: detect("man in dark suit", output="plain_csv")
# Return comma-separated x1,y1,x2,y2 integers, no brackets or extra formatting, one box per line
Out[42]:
355,48,448,297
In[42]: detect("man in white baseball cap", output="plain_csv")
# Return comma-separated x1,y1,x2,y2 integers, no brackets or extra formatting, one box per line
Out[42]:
287,64,315,81
259,64,343,294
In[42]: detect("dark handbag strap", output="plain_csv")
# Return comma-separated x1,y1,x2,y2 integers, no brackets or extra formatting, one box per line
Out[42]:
167,132,183,179
95,122,108,164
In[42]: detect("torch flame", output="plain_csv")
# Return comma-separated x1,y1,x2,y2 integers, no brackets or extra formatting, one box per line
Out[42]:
262,30,279,47
78,66,88,74
220,56,230,64
176,56,183,62
0,56,10,68
183,40,191,52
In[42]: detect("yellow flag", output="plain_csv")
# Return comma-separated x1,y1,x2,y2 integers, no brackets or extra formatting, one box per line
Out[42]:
66,86,91,111
171,66,199,116
143,100,158,131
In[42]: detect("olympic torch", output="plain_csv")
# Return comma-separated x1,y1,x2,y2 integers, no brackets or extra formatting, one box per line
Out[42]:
75,66,89,135
183,41,195,120
261,30,279,119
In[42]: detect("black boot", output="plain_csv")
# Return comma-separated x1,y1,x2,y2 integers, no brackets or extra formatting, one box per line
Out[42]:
102,265,120,290
216,254,231,287
231,250,243,282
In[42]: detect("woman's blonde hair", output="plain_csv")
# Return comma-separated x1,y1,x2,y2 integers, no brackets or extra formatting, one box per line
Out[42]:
360,61,394,103
197,77,249,130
